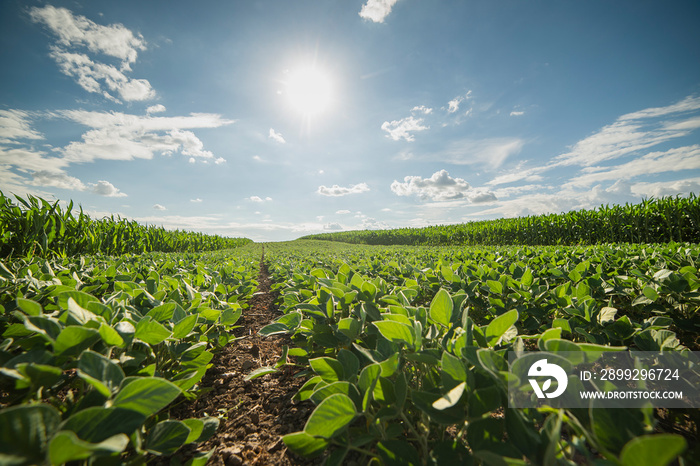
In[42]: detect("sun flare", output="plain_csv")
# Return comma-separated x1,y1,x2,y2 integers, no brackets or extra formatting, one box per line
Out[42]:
284,66,333,116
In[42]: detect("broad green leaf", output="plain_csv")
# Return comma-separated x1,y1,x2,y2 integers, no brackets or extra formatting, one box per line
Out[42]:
99,323,125,347
172,314,198,339
146,303,176,323
0,404,60,465
135,317,171,345
53,326,100,358
60,407,146,443
429,288,453,326
373,321,415,346
642,286,659,302
113,377,181,417
78,350,124,396
376,439,421,466
597,307,617,324
309,357,344,383
433,381,466,410
282,431,328,458
144,420,190,456
485,310,519,347
620,434,686,466
48,431,128,464
304,393,357,438
182,419,204,444
16,298,42,316
487,280,503,295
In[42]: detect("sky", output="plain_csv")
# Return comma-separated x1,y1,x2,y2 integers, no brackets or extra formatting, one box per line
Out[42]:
1,0,699,242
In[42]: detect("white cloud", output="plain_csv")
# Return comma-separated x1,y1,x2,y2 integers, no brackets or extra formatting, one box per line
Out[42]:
565,145,700,188
214,157,226,164
411,105,433,115
29,6,146,66
90,180,127,197
317,183,370,196
324,223,344,231
381,116,428,142
391,169,473,201
55,110,233,163
359,0,400,23
153,204,166,210
467,189,498,203
188,157,195,164
447,91,472,113
30,6,154,103
191,198,203,203
510,110,524,117
629,177,700,198
555,95,700,167
269,128,286,143
146,104,166,114
429,138,524,169
31,171,86,191
0,110,44,144
336,209,351,214
248,196,273,202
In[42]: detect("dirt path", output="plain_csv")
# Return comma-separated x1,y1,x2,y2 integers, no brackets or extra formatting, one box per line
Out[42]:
162,253,318,465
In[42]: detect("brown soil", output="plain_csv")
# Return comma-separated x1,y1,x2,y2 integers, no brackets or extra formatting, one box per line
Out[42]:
157,255,319,466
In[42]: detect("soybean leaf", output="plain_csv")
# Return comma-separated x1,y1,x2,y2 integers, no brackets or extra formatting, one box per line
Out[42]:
429,288,453,327
0,404,61,465
60,407,146,443
135,317,171,345
282,431,328,458
620,434,687,466
172,314,198,339
144,420,190,456
309,357,344,383
433,381,466,410
376,440,421,466
485,310,519,347
373,321,415,347
304,393,357,438
48,431,129,465
113,377,181,417
54,326,100,359
244,366,278,381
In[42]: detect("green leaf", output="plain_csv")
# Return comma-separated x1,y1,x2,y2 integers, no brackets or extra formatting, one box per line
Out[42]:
373,320,415,346
196,417,220,443
597,307,617,324
144,420,190,456
309,357,344,383
433,381,466,410
429,288,453,326
78,350,125,396
485,310,519,347
48,431,129,464
58,290,99,312
487,280,503,295
304,393,357,438
146,302,176,323
53,326,100,358
244,366,278,381
642,286,659,302
620,434,686,466
135,317,171,345
98,323,125,347
376,440,422,466
182,419,204,444
113,377,182,417
0,404,61,465
282,431,328,458
172,314,198,339
60,407,146,443
16,298,42,316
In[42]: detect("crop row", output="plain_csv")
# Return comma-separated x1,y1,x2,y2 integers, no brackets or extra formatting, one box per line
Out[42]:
0,192,252,259
257,240,699,465
302,194,700,246
0,245,261,465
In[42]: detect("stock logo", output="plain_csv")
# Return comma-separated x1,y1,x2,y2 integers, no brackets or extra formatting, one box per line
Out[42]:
528,359,568,399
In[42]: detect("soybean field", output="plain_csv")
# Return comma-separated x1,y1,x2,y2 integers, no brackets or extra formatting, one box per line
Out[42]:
0,193,698,465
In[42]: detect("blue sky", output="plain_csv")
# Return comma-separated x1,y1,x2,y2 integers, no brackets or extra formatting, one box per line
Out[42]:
1,0,699,241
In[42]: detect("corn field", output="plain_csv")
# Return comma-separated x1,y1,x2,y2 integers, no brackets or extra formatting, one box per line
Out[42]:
303,194,700,246
0,192,251,258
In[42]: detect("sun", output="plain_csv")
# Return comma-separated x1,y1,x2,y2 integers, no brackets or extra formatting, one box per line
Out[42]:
284,66,333,117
